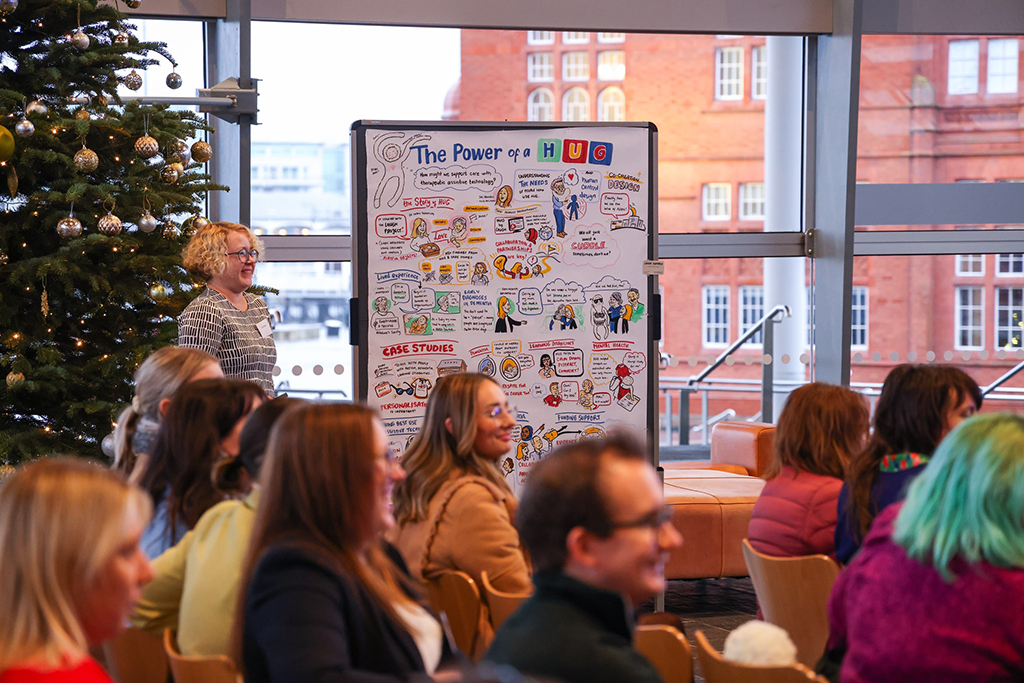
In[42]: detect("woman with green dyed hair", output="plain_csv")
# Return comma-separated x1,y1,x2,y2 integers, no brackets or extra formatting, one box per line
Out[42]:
826,413,1024,682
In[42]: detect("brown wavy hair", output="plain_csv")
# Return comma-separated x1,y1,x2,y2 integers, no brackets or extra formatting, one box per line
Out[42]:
765,382,869,480
181,222,264,281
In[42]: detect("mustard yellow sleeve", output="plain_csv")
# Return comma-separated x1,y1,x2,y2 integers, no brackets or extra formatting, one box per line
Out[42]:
129,529,191,636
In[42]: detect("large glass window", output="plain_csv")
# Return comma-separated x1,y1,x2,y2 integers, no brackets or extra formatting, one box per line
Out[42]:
563,32,590,44
998,253,1024,275
740,285,765,345
752,44,768,100
598,32,625,43
955,286,985,350
851,286,869,349
987,38,1019,94
562,52,590,81
715,47,744,100
527,88,554,121
996,287,1024,349
597,87,625,122
527,31,554,45
949,39,980,95
598,51,625,80
955,254,984,276
702,183,732,220
528,53,554,82
562,87,590,121
739,182,765,220
703,285,731,347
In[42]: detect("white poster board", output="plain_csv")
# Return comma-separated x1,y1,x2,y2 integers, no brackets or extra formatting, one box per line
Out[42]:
353,122,658,490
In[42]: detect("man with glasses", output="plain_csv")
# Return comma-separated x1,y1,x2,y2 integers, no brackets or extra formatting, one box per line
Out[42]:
486,434,681,683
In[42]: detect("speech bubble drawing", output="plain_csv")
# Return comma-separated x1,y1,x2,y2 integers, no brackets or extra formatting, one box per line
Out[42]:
414,164,503,193
493,340,522,357
518,288,543,316
623,351,648,374
588,353,617,385
514,169,555,202
531,383,546,398
456,261,471,282
593,392,613,407
561,224,620,267
553,349,584,377
412,288,435,310
375,214,407,239
541,278,588,306
390,283,411,304
517,353,536,370
560,381,579,401
600,192,630,218
587,274,632,292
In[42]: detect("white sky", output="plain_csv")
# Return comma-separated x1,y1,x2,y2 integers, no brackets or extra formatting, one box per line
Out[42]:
133,20,462,146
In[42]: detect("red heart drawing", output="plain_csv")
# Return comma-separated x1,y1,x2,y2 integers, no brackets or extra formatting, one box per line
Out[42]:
567,172,575,181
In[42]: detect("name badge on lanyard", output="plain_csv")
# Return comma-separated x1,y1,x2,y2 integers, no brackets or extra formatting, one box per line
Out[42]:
256,318,273,338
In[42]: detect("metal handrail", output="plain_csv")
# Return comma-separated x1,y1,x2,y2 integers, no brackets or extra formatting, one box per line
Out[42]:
983,357,1024,396
690,409,736,434
688,305,791,385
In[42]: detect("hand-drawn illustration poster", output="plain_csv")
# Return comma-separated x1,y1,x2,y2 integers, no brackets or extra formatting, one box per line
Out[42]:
353,122,657,492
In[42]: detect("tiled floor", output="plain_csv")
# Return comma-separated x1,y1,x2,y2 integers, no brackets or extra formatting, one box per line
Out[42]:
640,577,759,683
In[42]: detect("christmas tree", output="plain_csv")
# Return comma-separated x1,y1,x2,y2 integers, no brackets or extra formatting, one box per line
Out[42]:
0,0,226,463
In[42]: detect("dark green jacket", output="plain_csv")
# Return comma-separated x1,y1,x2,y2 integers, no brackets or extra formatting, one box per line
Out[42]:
485,571,663,683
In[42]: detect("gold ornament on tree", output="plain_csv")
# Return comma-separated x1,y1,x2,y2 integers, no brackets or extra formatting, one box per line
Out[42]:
98,200,122,235
0,125,14,161
190,140,212,163
149,283,169,301
75,108,91,121
113,31,129,46
162,220,180,239
40,277,49,318
57,202,83,238
71,30,90,50
166,139,188,163
6,371,25,388
74,144,98,172
123,70,143,91
159,165,179,183
125,0,142,7
135,113,158,158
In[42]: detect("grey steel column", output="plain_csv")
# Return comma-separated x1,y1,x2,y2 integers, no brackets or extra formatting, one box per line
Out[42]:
764,36,808,415
809,0,864,386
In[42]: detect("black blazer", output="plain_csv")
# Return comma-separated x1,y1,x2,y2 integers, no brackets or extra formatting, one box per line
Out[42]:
242,541,430,683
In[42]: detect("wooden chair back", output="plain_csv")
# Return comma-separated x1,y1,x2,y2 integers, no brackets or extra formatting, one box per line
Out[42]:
425,570,484,659
163,629,242,683
479,570,532,630
635,624,694,683
102,627,169,683
695,630,829,683
741,539,840,667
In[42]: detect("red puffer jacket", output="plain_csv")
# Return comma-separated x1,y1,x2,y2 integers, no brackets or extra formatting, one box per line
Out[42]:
747,465,842,558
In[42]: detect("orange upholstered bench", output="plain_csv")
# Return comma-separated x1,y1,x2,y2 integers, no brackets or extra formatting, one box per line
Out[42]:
662,422,774,579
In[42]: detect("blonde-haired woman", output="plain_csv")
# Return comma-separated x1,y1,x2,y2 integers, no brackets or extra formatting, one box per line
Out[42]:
112,346,222,483
0,459,152,682
389,373,530,647
237,403,447,681
179,222,276,395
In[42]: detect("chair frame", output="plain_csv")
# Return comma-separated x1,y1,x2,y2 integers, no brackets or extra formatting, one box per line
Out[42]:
479,569,532,631
162,629,242,683
695,630,829,683
635,624,694,683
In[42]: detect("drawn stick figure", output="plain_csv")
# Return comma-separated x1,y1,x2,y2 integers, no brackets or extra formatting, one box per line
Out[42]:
373,132,431,208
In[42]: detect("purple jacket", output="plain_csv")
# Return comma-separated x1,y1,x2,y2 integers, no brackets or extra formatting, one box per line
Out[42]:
748,466,842,558
828,503,1024,683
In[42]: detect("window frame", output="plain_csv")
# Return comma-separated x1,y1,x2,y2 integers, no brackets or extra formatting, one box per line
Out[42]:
597,50,625,81
562,87,591,122
597,86,625,122
995,286,1023,350
955,254,985,276
527,52,554,82
739,182,766,221
739,285,765,346
702,285,731,348
987,37,1019,94
850,285,869,349
752,44,768,99
562,31,590,44
715,46,744,101
948,39,980,95
702,182,732,221
527,88,555,122
562,51,590,81
527,30,554,45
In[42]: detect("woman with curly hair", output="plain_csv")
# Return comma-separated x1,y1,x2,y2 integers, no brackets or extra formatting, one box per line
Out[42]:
178,222,276,395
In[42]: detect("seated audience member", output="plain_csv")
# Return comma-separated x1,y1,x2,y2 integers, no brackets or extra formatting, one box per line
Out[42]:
390,373,531,635
111,346,222,483
0,459,153,683
834,364,980,564
485,434,682,683
238,403,449,682
137,378,264,559
748,382,868,558
130,397,301,657
828,413,1024,682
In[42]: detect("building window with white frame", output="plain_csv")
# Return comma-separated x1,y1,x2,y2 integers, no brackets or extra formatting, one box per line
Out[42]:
752,45,768,99
740,286,764,345
528,88,554,122
851,286,869,348
562,31,590,44
703,285,730,347
739,182,765,220
987,38,1019,94
955,254,985,276
562,87,590,122
597,87,625,122
562,52,590,81
998,253,1024,275
527,31,554,45
956,286,984,350
715,47,744,100
996,287,1023,349
597,51,625,81
702,183,731,221
948,39,980,95
598,32,625,43
527,53,553,82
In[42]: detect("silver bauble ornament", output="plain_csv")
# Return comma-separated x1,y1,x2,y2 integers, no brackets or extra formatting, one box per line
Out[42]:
190,140,212,163
159,165,179,183
98,211,123,235
138,211,157,233
57,216,83,238
149,283,169,301
123,70,143,91
0,0,18,16
71,30,90,50
166,72,182,89
15,118,33,137
113,31,129,46
162,221,180,239
166,139,188,163
74,147,99,172
191,216,211,230
101,432,116,458
125,0,141,7
6,371,25,388
25,100,47,116
134,135,159,158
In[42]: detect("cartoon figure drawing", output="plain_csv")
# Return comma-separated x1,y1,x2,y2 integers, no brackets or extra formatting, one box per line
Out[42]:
567,194,580,221
623,287,644,333
449,217,468,247
551,176,571,238
579,379,595,410
549,304,578,331
435,292,460,313
543,382,562,407
471,262,490,286
525,228,539,244
496,184,513,208
502,457,514,476
493,255,530,279
409,218,431,255
372,131,431,208
495,295,527,333
609,364,634,401
591,294,610,340
531,263,543,279
538,353,555,379
608,292,624,334
370,296,398,332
